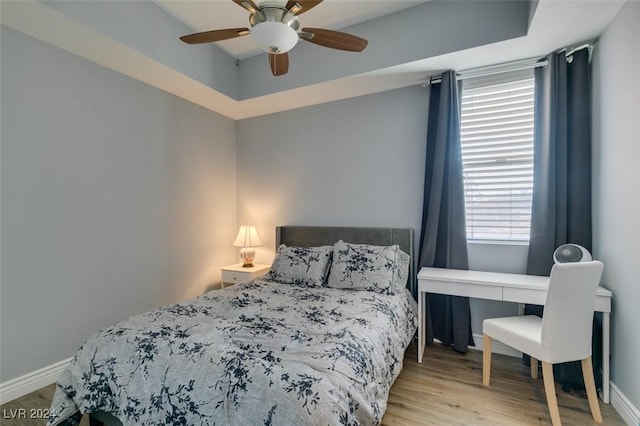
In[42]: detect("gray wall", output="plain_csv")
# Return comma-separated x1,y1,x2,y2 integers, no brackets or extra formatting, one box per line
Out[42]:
0,27,238,381
236,86,428,260
237,86,521,336
43,0,239,99
592,0,640,410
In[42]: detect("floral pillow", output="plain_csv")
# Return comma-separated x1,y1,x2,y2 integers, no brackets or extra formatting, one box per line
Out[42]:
267,244,333,287
391,248,411,294
327,241,402,294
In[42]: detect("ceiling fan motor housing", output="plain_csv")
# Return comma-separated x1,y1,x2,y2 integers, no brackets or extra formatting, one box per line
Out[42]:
250,5,300,54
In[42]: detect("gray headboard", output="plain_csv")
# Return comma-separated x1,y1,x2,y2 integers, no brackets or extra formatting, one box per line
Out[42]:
276,226,415,293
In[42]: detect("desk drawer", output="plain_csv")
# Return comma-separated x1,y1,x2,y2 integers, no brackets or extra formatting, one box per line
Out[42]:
420,280,502,300
503,287,546,305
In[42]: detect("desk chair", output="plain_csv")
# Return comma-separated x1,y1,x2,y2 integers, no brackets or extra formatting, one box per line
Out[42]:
482,261,604,426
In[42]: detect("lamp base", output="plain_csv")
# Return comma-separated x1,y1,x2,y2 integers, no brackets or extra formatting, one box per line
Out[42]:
239,247,256,268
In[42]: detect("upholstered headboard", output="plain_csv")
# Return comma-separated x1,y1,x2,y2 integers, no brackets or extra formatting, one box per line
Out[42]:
275,226,415,293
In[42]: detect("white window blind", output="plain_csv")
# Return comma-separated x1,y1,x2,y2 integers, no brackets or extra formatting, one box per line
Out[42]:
460,70,535,241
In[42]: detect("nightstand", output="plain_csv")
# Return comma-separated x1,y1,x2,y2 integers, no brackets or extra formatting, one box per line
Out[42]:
221,263,270,288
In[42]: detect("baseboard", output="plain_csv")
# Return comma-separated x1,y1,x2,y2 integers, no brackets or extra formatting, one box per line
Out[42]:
469,333,523,358
0,358,72,404
611,382,640,426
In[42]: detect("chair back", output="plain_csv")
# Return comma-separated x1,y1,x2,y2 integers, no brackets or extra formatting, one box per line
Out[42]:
540,261,604,361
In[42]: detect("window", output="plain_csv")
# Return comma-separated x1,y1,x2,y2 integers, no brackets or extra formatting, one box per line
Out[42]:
460,70,535,242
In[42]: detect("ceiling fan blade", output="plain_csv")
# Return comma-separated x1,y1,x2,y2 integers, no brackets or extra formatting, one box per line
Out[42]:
232,0,261,14
286,0,323,15
180,28,250,44
300,28,368,52
269,53,289,76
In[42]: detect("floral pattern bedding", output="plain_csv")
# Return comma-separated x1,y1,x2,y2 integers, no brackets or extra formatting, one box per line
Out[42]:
48,279,417,426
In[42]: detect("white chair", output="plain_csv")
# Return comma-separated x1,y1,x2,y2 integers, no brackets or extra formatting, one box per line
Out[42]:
482,261,604,426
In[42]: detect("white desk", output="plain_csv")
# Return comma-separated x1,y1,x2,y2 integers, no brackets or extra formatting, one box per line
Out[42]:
417,267,613,403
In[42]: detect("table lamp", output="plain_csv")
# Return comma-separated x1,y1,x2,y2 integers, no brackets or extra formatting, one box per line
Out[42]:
232,225,263,267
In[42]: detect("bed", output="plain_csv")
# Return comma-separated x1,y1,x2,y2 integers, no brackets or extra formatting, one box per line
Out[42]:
48,226,417,426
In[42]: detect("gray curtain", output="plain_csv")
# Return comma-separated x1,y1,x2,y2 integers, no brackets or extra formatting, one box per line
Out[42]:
418,71,474,353
527,48,592,275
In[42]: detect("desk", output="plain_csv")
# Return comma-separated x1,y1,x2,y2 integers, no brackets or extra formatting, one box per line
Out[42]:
417,267,613,403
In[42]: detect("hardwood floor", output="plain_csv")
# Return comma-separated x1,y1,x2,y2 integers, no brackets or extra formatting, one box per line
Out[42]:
382,343,624,425
0,384,88,426
1,342,625,425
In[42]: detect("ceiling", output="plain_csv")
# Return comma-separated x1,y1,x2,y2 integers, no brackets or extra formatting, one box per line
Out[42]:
1,0,626,120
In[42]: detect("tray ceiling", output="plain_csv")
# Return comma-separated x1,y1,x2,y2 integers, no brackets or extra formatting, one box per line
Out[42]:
1,0,625,119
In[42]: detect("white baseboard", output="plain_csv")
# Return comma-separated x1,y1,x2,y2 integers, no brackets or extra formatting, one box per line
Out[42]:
611,382,640,426
469,333,523,358
0,358,72,405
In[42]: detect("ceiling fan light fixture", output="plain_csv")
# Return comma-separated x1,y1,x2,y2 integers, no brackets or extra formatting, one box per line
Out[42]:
251,21,299,54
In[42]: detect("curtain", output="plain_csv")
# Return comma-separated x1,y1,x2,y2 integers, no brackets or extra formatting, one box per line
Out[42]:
525,48,594,389
527,48,592,275
418,70,474,353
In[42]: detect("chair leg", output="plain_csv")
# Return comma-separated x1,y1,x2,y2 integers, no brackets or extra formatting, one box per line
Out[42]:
542,362,562,426
531,357,538,379
483,334,492,386
582,357,603,423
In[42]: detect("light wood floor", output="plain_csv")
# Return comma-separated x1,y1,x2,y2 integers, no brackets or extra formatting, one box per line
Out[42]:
1,342,624,425
0,384,89,426
382,343,624,425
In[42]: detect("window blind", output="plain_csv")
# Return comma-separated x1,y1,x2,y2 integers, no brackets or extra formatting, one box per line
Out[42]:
460,70,535,241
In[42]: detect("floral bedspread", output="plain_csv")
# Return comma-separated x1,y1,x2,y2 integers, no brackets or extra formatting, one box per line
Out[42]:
48,279,417,426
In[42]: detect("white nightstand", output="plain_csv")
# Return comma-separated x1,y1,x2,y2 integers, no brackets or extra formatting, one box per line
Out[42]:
221,263,270,288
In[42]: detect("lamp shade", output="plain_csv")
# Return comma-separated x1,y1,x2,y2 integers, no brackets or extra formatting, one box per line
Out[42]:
251,21,299,54
232,225,263,248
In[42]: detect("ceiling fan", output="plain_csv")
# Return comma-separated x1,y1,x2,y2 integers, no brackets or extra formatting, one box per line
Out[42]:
179,0,368,76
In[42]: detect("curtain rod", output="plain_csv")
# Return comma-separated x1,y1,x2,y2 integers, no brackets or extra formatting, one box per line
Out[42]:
425,43,593,86
426,57,547,86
